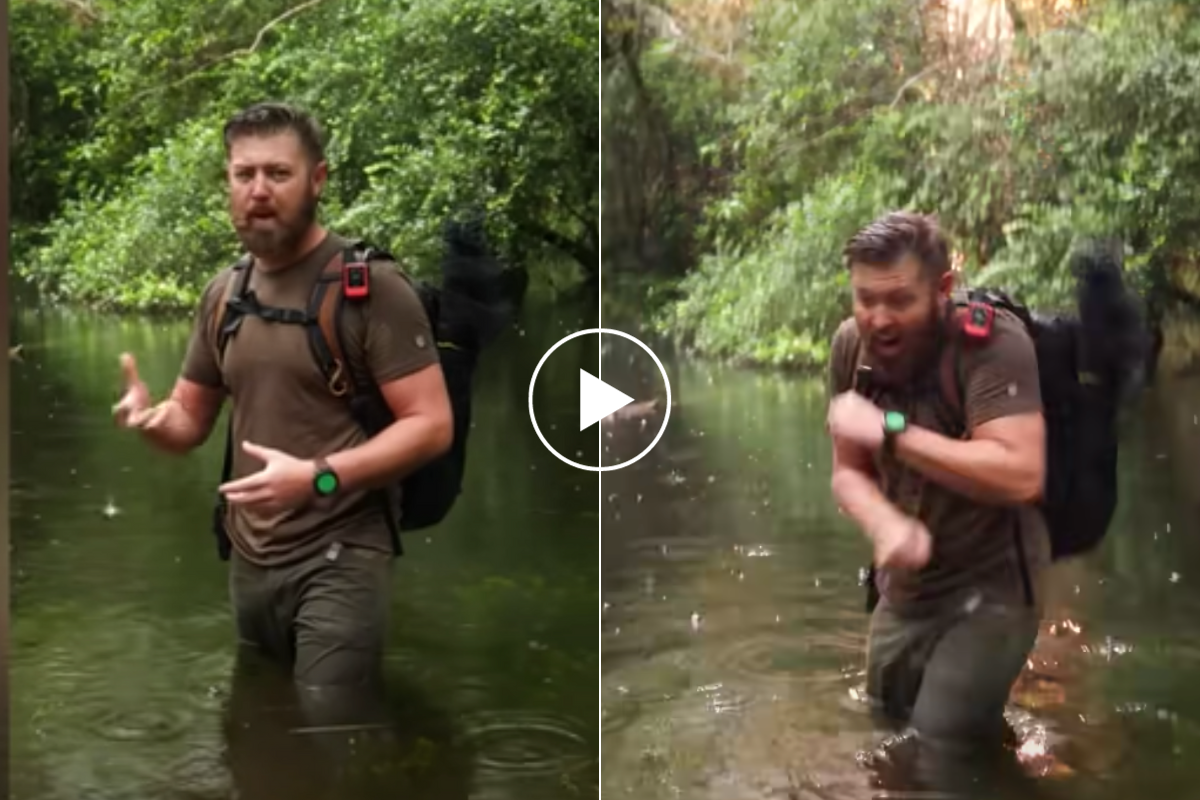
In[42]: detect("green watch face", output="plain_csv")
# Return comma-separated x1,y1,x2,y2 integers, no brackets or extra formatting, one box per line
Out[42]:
883,410,907,434
314,470,339,496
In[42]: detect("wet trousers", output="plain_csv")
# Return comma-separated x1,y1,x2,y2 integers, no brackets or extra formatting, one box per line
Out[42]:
224,541,397,798
867,593,1041,747
228,540,393,689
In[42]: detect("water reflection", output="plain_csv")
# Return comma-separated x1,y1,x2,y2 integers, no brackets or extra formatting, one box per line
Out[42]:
11,299,598,800
601,338,1200,800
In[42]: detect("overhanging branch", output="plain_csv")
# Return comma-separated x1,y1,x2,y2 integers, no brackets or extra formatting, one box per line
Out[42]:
115,0,329,112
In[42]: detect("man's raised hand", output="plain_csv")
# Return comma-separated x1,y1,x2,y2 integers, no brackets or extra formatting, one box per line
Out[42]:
113,352,153,428
112,352,174,431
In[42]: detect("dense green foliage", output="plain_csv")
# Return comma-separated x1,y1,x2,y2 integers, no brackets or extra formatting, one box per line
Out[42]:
603,0,1200,369
12,0,598,312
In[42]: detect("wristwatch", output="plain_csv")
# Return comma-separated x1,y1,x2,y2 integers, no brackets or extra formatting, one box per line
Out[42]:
312,458,340,497
882,410,907,454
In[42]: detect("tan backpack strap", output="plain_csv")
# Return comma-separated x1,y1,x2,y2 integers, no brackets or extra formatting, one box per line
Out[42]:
306,251,352,398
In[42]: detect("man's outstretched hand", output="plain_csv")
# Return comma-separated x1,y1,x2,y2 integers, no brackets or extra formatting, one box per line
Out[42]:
113,353,153,428
113,352,177,431
219,441,316,515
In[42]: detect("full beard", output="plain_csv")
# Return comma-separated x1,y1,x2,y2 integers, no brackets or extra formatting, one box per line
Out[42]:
233,193,319,263
865,305,945,387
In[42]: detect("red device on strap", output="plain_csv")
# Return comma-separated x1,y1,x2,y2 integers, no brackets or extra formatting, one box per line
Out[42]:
342,259,370,299
962,300,994,339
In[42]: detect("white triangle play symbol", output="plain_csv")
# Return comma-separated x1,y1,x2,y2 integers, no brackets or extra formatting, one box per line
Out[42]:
579,369,636,432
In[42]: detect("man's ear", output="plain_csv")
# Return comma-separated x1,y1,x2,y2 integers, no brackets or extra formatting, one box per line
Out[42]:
938,268,955,299
311,160,328,192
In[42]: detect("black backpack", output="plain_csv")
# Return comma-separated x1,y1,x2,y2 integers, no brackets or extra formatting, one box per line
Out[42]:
941,288,1125,561
208,236,513,560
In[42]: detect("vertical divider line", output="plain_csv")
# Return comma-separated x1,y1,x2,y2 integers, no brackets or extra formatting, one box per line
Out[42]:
0,0,13,792
595,10,604,790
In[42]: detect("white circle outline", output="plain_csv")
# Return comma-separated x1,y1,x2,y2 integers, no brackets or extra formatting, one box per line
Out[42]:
527,327,672,473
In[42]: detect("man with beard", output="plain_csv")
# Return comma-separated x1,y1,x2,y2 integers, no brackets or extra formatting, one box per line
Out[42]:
825,211,1048,768
112,102,453,694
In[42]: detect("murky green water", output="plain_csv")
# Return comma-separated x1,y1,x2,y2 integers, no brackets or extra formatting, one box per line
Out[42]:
601,325,1200,800
10,297,599,800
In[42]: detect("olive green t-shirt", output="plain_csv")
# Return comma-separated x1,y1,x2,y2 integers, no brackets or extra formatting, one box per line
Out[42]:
828,309,1051,614
182,232,440,567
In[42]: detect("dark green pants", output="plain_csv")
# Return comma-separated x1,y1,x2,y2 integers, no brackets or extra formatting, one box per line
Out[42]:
867,593,1040,748
225,541,398,796
228,540,393,689
865,595,1043,796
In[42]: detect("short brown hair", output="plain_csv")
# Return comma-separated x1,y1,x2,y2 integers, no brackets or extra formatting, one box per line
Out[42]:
223,102,326,166
842,210,951,279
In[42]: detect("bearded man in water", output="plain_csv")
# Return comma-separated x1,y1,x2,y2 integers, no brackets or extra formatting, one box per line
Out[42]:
112,102,452,691
825,210,1048,759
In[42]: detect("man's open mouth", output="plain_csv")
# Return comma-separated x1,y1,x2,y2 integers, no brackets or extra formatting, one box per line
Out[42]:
872,334,902,357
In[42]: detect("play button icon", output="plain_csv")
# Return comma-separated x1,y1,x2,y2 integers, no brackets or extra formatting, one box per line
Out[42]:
579,369,635,432
528,327,672,472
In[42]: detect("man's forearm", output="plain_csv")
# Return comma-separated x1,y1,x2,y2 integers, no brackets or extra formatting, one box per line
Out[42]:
325,414,452,493
138,400,211,454
893,425,1040,505
831,466,908,543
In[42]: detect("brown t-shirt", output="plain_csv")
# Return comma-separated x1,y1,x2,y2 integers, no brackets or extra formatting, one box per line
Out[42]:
182,232,440,567
828,309,1051,615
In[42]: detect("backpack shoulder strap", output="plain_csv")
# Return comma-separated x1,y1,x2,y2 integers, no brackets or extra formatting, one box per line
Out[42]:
937,298,969,437
850,335,866,394
307,248,353,398
213,254,253,514
305,242,395,399
212,254,254,365
936,287,1032,437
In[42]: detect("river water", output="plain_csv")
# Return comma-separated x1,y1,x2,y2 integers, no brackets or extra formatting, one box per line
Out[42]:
601,326,1200,799
9,296,599,800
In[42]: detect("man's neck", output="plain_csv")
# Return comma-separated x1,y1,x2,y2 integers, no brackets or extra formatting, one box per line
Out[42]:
254,224,328,272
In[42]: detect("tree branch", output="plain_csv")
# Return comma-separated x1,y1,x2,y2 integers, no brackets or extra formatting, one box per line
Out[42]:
890,61,945,108
116,0,329,112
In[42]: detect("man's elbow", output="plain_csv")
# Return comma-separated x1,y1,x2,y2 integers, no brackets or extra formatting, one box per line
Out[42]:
428,406,454,457
1012,460,1045,505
